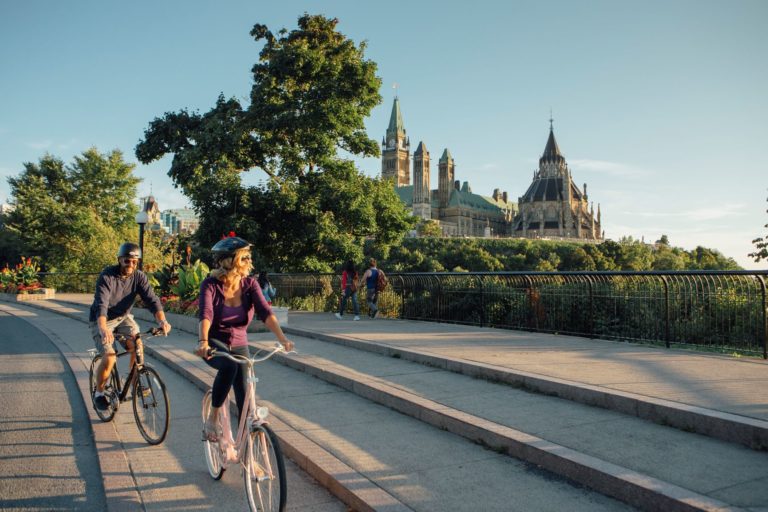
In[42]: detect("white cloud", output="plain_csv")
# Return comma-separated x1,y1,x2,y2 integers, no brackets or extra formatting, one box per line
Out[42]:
621,204,746,222
26,140,52,150
569,159,647,177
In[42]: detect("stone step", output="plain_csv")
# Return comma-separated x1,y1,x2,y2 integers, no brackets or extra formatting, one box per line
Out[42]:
257,331,764,511
283,326,768,451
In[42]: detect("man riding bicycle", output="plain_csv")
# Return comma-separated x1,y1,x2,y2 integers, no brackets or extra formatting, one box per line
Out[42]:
89,242,171,411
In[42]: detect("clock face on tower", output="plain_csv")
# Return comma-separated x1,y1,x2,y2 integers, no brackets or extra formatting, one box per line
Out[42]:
387,139,395,149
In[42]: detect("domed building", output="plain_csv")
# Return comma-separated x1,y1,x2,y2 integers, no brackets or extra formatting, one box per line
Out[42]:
513,120,602,240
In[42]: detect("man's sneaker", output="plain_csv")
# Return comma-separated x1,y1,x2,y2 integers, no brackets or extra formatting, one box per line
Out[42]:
353,316,360,321
94,393,110,411
334,313,342,320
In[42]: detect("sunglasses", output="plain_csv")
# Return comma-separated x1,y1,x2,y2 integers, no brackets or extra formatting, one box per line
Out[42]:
240,255,252,261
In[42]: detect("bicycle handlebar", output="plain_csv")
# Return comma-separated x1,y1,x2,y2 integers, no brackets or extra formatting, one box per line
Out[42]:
205,338,293,364
113,327,167,343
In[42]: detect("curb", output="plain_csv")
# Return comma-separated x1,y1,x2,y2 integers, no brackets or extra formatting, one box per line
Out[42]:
269,341,740,512
283,326,768,451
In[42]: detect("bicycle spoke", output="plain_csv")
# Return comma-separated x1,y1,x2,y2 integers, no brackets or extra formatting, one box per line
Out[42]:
132,366,169,445
244,425,285,512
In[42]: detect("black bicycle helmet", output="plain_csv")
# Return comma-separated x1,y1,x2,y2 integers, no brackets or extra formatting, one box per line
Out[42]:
211,236,252,264
117,242,141,259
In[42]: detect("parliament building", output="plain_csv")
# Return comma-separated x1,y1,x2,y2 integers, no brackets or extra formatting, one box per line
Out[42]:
382,98,603,240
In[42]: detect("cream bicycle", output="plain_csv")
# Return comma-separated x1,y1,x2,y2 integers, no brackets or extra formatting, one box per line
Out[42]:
201,339,291,512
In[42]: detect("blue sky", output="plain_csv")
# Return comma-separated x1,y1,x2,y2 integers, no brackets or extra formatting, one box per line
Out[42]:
1,1,766,269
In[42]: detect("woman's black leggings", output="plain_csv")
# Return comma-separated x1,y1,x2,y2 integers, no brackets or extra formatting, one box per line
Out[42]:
204,344,250,419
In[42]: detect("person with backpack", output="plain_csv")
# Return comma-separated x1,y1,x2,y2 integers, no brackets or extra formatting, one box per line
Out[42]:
257,271,276,305
334,260,360,321
359,258,386,318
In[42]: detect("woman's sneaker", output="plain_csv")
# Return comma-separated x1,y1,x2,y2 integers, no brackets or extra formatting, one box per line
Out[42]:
353,316,360,321
334,313,342,320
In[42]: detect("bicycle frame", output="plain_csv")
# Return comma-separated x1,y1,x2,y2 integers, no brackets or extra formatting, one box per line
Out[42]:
89,329,163,402
208,344,286,471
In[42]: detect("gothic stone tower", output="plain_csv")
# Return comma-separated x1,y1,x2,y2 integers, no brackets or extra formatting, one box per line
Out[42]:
413,141,431,220
381,97,410,186
513,121,602,240
438,148,454,209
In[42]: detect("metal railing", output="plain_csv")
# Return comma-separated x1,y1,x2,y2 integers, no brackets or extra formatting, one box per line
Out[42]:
37,270,768,357
269,271,768,357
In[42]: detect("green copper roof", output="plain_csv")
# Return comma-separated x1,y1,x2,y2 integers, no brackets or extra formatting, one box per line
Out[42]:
395,184,515,214
439,148,453,163
394,185,414,207
387,97,406,137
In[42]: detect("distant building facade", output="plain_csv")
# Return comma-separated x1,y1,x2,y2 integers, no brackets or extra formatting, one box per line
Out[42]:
381,98,602,240
383,98,516,237
160,208,199,235
512,121,602,240
139,196,199,235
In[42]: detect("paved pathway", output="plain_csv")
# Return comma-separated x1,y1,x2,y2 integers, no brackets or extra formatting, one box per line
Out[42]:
0,310,106,511
285,311,768,422
0,298,346,512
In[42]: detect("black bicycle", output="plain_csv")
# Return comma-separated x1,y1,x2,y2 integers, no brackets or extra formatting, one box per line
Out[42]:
88,327,170,445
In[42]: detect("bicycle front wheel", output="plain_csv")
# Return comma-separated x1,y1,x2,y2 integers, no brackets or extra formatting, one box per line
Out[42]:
89,354,119,422
132,365,170,445
202,390,225,480
244,424,286,512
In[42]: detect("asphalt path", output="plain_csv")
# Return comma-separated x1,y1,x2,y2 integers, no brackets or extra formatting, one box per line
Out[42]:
0,310,107,511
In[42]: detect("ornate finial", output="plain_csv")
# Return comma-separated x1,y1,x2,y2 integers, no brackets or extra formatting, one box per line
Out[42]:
549,108,554,131
150,182,153,195
392,82,399,98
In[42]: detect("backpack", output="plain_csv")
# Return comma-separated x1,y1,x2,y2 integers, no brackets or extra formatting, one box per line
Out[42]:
375,270,388,292
348,272,358,292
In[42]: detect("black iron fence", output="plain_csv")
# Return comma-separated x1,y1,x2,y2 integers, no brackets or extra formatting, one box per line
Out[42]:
38,270,768,357
269,271,768,358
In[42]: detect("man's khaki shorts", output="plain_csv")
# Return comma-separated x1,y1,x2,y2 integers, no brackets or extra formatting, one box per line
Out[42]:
90,314,140,354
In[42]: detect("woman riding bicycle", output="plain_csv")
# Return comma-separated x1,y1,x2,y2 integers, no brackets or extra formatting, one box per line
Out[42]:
195,236,294,442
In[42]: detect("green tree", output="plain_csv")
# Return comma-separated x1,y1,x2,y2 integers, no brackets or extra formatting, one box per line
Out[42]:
750,194,768,263
616,236,653,271
136,14,413,271
5,149,140,272
651,245,687,270
417,220,442,237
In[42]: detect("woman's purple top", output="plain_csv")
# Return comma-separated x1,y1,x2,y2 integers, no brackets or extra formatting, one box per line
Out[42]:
199,276,273,346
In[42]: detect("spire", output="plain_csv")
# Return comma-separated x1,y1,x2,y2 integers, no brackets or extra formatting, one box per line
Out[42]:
439,148,453,162
386,97,406,137
540,122,564,163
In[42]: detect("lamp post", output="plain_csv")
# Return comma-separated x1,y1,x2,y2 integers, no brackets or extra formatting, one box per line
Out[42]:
135,211,149,271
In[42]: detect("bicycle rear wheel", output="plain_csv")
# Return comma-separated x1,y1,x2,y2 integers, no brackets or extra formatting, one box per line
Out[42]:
88,354,119,422
132,365,170,445
202,390,225,480
244,424,286,512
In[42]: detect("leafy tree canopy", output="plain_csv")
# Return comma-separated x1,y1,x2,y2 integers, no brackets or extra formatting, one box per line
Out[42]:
372,237,741,273
136,14,414,271
5,149,141,272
